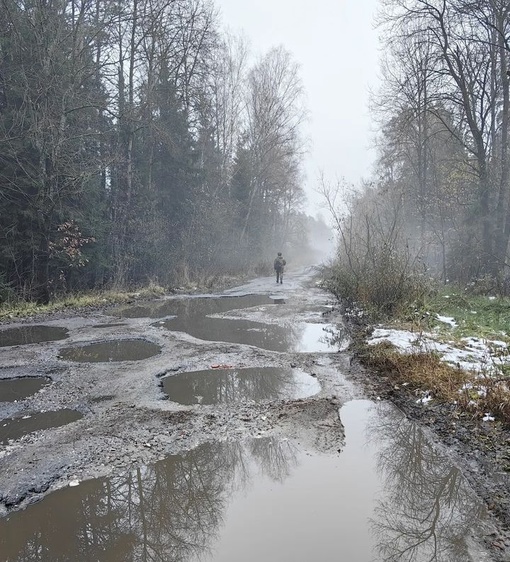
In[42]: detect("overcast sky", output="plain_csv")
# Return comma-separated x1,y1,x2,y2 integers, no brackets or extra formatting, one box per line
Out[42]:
216,0,382,214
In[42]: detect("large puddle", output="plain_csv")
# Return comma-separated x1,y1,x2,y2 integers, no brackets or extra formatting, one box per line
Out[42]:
58,339,161,362
0,326,69,347
113,294,344,352
158,317,341,352
112,294,275,319
0,401,488,561
0,409,83,444
162,367,321,405
0,377,51,402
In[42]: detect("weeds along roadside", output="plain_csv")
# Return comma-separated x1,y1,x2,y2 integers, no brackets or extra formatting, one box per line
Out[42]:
320,262,510,426
0,271,247,321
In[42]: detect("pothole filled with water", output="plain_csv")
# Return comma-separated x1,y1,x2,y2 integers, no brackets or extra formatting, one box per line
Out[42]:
58,339,161,362
0,326,69,347
0,409,83,444
0,377,51,402
0,400,489,561
112,294,275,319
161,367,320,405
91,323,128,329
157,316,343,352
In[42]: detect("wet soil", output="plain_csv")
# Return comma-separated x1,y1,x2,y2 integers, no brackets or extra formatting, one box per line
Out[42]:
0,269,508,560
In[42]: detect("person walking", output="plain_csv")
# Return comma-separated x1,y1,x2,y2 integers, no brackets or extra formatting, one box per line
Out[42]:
274,252,286,284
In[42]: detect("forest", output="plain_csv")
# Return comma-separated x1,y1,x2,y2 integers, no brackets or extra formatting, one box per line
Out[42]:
323,0,510,314
0,0,315,304
3,0,510,309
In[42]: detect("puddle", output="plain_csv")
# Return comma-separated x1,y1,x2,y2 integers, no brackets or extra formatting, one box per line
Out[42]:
0,409,83,444
91,323,127,329
90,395,116,403
0,401,488,561
161,367,320,405
114,292,345,352
58,339,161,362
0,326,69,347
0,377,51,402
297,322,345,352
158,317,342,352
112,294,274,319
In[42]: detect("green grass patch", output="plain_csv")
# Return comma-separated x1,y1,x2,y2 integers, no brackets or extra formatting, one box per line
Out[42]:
409,287,510,341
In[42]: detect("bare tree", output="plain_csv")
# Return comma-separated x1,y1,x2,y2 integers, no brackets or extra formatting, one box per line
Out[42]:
378,0,510,280
240,46,307,252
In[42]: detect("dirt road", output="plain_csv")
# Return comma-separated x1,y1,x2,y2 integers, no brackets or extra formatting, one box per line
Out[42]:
0,267,354,512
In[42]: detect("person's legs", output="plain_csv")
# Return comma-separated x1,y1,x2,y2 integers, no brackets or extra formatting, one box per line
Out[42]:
276,270,280,283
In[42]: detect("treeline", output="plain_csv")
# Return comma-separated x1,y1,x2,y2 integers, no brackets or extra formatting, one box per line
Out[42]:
0,0,308,303
327,0,510,312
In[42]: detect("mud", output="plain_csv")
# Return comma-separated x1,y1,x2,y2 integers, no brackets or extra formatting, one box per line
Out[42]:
0,268,508,560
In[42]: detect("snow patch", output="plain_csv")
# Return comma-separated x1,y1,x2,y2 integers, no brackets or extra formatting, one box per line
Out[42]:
368,327,509,374
436,314,458,327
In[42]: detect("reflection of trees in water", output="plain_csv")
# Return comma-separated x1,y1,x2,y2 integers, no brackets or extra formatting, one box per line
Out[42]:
368,404,486,562
283,322,347,352
321,324,347,349
0,438,299,562
248,438,299,484
163,368,299,405
114,295,272,320
161,317,293,352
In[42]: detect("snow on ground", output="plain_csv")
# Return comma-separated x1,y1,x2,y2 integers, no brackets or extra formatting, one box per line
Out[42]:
436,314,458,327
368,328,509,375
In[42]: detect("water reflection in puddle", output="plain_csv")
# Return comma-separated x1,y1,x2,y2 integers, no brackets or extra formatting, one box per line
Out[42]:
0,401,488,561
0,326,69,347
158,317,341,352
113,294,274,319
113,293,344,352
0,409,83,444
59,339,161,362
162,367,320,405
0,377,51,402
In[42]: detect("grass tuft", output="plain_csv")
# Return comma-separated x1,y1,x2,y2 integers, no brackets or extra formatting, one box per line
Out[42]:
361,342,510,424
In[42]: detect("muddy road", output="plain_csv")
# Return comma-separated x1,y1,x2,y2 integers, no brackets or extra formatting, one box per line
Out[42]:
0,268,502,561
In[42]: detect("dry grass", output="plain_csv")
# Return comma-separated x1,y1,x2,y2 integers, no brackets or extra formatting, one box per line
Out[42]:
0,291,133,320
362,342,510,424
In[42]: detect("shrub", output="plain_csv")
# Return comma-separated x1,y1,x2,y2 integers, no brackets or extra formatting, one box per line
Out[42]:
322,245,430,320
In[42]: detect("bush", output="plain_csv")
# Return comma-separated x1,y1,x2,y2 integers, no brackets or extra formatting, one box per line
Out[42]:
322,245,430,320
